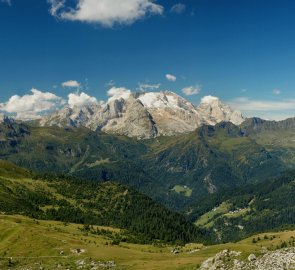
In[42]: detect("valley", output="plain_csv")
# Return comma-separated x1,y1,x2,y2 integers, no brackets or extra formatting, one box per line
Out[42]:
1,116,295,268
2,1,295,268
0,116,292,212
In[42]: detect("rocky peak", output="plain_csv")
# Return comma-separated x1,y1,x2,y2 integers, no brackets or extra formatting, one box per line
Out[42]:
197,95,244,126
101,95,157,139
38,91,245,139
137,91,197,112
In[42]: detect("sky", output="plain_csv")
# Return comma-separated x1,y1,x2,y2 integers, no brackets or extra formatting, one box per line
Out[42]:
1,0,295,120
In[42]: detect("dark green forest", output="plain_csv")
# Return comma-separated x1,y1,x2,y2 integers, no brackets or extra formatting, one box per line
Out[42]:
0,160,205,245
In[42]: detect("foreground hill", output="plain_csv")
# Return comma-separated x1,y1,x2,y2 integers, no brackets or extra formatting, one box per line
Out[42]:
0,160,202,244
1,214,295,270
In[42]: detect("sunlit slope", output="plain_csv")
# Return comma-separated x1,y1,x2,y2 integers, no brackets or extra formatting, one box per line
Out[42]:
1,214,295,270
0,160,201,244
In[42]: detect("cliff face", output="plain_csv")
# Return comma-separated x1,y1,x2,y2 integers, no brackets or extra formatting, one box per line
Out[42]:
39,91,245,139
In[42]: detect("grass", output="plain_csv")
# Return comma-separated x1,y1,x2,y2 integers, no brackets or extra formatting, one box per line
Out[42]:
86,158,113,168
195,202,230,228
1,214,295,270
172,185,192,197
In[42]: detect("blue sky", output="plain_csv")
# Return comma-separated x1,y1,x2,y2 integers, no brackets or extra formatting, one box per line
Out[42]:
1,0,295,120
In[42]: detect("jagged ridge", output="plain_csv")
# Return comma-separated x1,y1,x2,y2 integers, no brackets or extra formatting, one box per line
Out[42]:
38,91,245,139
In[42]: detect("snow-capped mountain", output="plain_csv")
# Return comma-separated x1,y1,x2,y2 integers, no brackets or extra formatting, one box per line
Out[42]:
39,91,245,139
197,95,244,126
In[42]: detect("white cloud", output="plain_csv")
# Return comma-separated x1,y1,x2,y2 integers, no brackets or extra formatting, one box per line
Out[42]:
1,0,11,6
48,0,65,16
228,97,295,120
68,92,98,108
48,0,163,27
273,89,281,95
0,89,64,120
182,85,201,96
62,80,80,88
170,3,186,14
107,87,131,102
138,83,161,92
165,74,177,82
105,80,116,88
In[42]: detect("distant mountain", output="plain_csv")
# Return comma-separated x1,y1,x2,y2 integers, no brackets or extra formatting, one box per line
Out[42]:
38,91,245,138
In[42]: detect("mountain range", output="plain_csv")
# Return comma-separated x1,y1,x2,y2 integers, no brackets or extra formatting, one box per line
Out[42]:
1,109,295,212
38,91,245,139
1,90,295,247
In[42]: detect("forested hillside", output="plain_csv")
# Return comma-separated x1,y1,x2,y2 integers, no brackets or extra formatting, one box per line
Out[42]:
0,160,204,245
0,118,292,212
190,171,295,243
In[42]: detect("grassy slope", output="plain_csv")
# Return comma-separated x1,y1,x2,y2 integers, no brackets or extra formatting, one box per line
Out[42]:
1,214,295,270
0,160,202,245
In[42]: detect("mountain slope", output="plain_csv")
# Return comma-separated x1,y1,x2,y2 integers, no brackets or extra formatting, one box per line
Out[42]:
0,160,203,244
190,170,295,243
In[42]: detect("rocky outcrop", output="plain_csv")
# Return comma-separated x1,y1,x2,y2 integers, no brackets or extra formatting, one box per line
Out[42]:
101,95,157,139
137,91,203,136
197,96,244,126
199,248,295,270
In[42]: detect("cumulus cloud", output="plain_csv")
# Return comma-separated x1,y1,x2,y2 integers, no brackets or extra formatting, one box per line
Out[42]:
273,89,281,95
48,0,163,27
0,89,64,120
165,74,177,82
170,3,186,14
107,87,131,102
182,85,201,96
62,80,80,88
228,97,295,120
138,83,161,92
68,92,98,108
1,0,11,6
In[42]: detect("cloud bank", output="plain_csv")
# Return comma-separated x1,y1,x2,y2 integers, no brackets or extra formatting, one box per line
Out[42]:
68,92,98,108
228,97,295,120
48,0,163,27
107,87,131,102
0,89,64,120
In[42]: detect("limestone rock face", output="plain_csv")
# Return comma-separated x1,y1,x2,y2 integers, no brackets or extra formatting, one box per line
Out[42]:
39,105,95,128
38,91,245,139
137,91,202,136
101,95,157,139
197,95,244,126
